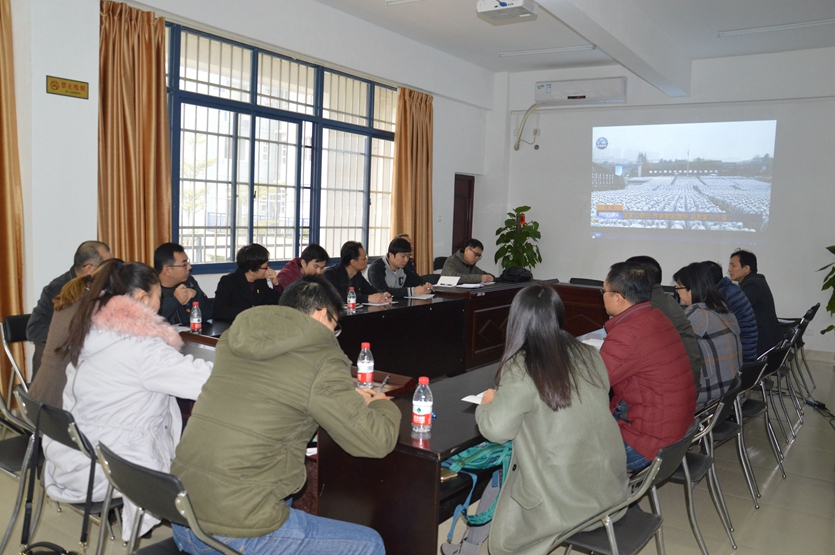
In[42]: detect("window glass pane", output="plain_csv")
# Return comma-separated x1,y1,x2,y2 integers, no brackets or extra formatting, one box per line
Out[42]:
373,86,397,132
323,72,369,126
257,53,316,115
368,138,394,257
246,117,299,261
179,104,238,264
179,30,251,101
320,129,367,255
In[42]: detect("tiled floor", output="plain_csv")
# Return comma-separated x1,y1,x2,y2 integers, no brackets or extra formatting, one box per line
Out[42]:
2,356,833,555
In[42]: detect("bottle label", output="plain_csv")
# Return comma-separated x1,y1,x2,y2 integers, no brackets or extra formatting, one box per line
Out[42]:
347,300,356,310
412,401,432,427
190,319,202,332
357,362,374,384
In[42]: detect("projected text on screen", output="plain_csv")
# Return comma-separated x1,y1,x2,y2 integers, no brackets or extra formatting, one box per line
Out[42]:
591,121,776,233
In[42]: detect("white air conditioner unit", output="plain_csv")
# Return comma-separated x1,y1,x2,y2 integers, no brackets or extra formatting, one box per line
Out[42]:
534,77,627,106
477,0,538,22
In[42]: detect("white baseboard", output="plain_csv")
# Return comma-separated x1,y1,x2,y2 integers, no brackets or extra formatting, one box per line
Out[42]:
806,349,835,363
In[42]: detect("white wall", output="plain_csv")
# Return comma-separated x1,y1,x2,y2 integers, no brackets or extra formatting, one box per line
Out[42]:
503,47,835,352
13,0,100,314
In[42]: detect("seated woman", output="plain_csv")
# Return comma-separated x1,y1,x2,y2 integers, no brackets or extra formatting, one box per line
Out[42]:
674,262,742,408
475,284,628,555
213,243,281,321
43,259,213,540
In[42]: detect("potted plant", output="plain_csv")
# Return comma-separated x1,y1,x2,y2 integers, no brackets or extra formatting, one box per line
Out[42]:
819,244,835,335
494,206,542,271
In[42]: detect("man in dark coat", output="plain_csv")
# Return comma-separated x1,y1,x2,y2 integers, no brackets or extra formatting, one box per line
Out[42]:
728,250,782,356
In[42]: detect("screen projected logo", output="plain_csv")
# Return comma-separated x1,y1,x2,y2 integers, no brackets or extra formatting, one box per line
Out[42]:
590,121,776,233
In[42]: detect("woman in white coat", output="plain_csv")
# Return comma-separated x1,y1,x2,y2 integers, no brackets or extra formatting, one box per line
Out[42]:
43,259,212,540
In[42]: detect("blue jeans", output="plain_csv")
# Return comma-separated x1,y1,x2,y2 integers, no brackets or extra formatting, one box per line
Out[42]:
624,441,651,472
172,508,385,555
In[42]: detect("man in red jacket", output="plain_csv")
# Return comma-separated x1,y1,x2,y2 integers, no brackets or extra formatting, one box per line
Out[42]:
600,261,697,471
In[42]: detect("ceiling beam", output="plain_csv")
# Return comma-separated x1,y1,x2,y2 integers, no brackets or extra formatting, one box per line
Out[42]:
537,0,691,97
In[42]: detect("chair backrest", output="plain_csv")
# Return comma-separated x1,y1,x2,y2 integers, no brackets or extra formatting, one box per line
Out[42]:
760,343,791,377
2,315,31,408
96,443,238,555
568,277,603,287
15,388,94,459
803,302,820,323
15,385,42,430
713,376,743,425
738,361,767,394
650,418,700,487
433,256,446,271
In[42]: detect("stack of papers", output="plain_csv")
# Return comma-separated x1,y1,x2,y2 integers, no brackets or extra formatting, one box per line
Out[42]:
462,391,487,405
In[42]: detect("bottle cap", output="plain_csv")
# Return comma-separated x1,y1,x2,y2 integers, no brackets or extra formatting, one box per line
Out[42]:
192,301,199,306
361,342,370,349
349,286,355,291
419,376,429,385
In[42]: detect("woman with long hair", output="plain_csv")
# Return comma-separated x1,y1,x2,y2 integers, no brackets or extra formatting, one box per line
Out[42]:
43,259,212,540
673,262,742,408
475,284,628,555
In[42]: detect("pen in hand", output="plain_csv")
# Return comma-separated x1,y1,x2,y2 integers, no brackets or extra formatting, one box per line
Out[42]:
377,375,391,394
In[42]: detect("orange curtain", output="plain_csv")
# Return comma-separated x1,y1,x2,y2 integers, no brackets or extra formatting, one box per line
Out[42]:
392,88,434,276
98,1,171,264
0,0,26,400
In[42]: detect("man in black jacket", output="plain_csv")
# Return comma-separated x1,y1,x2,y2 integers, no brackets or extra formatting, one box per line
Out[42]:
323,241,389,304
26,240,112,375
154,242,213,325
728,249,783,356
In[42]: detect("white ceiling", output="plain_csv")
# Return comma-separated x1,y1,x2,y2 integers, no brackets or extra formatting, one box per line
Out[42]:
311,0,835,96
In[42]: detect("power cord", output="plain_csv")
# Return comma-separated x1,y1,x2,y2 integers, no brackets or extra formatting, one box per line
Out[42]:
805,399,835,432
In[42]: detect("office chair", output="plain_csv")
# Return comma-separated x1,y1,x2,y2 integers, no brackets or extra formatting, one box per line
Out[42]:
2,314,31,415
568,278,604,287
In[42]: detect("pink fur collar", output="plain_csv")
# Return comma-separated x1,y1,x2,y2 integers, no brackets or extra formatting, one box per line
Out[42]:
91,295,183,349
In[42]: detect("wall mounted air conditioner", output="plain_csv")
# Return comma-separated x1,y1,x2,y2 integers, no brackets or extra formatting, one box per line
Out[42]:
534,77,627,106
477,0,538,22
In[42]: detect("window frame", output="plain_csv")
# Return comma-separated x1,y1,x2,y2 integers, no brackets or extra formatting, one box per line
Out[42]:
166,25,396,274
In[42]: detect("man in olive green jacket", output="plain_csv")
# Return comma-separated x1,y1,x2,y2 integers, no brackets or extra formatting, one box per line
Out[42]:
441,238,495,284
171,276,400,555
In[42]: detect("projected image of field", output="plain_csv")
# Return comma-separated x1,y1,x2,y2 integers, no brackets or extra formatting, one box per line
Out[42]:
591,121,776,232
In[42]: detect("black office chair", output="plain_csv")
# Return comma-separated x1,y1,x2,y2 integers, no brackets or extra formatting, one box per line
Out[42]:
422,273,441,285
13,389,122,555
778,302,820,394
568,278,603,287
433,256,447,272
95,443,238,555
2,314,31,415
547,457,663,555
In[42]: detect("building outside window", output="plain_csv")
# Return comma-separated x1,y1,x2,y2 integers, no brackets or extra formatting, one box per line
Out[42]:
166,26,397,272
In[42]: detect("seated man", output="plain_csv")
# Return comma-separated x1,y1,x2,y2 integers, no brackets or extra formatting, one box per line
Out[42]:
599,262,696,471
26,240,112,376
275,243,330,294
441,238,494,284
171,276,400,555
703,260,759,365
728,249,782,356
626,255,702,389
368,237,433,298
213,243,281,321
154,242,213,325
395,233,417,275
323,241,390,304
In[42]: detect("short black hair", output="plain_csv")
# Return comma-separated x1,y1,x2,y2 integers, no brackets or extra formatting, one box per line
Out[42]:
701,261,724,285
339,241,365,267
72,241,111,272
465,238,484,251
300,244,329,264
236,244,270,272
279,274,343,318
153,242,185,273
387,237,412,256
625,255,662,285
605,261,653,305
731,249,758,274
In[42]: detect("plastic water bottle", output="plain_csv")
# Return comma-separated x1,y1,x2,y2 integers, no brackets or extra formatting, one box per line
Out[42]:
357,342,374,389
347,287,357,314
412,376,433,433
189,301,202,333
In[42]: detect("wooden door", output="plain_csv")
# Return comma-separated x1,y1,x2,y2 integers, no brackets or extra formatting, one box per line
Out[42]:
452,174,474,253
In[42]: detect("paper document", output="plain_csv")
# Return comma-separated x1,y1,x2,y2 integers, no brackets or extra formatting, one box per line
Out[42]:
405,294,434,299
363,300,398,306
581,338,605,351
462,391,487,405
456,283,483,289
437,276,460,287
305,447,318,457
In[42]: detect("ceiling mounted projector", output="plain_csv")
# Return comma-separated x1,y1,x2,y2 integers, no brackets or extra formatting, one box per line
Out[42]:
477,0,538,22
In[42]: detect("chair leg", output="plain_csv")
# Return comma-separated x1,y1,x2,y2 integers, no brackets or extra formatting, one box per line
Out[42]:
761,393,787,478
681,459,709,555
790,347,812,401
649,486,667,555
783,368,804,429
94,483,114,555
766,379,789,443
603,517,620,555
0,438,35,554
799,345,817,390
775,372,797,439
706,463,736,548
734,398,760,507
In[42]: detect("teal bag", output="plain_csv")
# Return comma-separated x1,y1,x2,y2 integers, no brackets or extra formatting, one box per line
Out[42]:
442,441,512,542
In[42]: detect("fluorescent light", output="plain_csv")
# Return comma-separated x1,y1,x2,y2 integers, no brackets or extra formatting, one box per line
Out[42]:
497,45,596,57
718,18,835,37
385,0,424,5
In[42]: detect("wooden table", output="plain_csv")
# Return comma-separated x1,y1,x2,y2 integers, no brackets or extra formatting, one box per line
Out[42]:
435,281,608,369
317,365,497,555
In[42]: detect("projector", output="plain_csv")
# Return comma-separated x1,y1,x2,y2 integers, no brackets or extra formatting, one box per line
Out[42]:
477,0,538,22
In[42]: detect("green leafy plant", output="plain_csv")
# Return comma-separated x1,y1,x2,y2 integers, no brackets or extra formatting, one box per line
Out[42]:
819,245,835,335
494,206,542,270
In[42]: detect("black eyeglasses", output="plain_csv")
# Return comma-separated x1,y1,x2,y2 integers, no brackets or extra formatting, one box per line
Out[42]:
168,259,191,268
326,311,343,337
600,289,620,296
468,248,483,259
